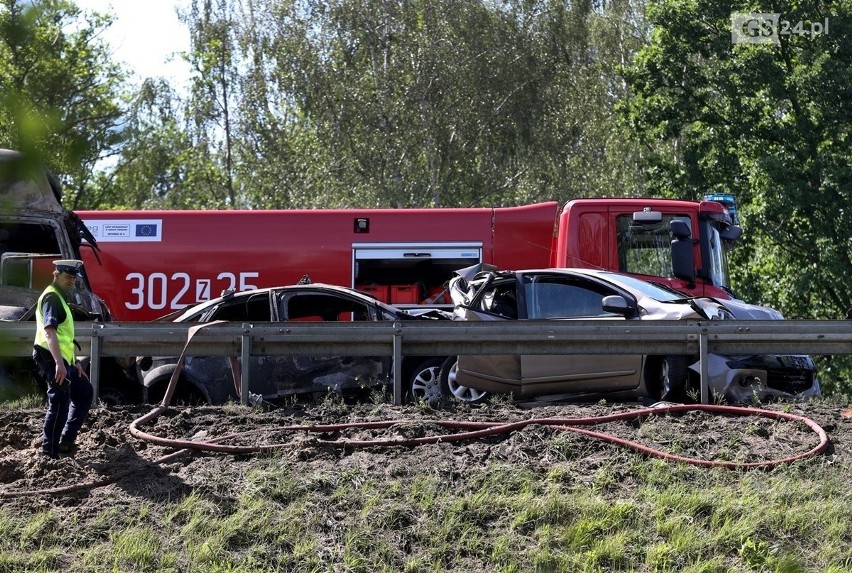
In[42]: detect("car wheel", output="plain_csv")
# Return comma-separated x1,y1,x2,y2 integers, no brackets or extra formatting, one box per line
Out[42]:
146,376,207,406
656,355,690,402
97,385,131,406
408,358,444,404
439,356,488,404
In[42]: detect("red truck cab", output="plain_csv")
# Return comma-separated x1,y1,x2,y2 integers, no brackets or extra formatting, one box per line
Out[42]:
554,198,741,299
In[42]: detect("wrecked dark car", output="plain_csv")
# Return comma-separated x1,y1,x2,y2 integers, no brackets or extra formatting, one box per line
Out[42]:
441,266,820,404
136,283,450,405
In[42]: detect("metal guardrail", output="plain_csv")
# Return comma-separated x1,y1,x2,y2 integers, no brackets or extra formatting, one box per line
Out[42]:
2,320,851,405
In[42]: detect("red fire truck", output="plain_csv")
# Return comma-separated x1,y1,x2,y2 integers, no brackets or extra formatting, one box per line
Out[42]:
76,198,741,321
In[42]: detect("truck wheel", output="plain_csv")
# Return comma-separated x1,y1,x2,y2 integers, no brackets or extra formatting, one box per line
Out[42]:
408,358,444,404
439,357,488,404
656,355,690,402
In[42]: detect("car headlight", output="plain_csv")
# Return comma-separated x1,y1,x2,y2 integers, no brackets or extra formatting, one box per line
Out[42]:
712,306,736,320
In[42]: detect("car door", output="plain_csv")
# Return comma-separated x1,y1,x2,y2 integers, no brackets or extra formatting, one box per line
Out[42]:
517,274,643,396
251,290,391,398
453,278,523,390
184,290,277,403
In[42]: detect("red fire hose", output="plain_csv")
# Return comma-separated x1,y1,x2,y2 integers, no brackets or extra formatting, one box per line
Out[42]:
126,403,829,470
127,322,829,469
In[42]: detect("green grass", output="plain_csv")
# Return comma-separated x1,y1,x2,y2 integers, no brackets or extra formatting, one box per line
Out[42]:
0,392,42,409
1,398,850,572
5,457,849,572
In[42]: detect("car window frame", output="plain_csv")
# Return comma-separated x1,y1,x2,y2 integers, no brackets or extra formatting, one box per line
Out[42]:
516,272,638,320
276,290,378,322
198,290,275,322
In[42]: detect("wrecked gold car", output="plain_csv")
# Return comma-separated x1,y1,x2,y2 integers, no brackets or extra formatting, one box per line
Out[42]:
441,266,819,404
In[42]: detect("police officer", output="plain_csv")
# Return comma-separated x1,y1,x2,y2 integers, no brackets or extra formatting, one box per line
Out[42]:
33,259,93,459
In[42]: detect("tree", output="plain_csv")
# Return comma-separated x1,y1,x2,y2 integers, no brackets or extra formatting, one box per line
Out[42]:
624,0,852,314
623,0,852,391
247,0,649,208
262,0,528,207
91,0,244,211
180,0,239,207
0,0,125,207
100,0,649,210
510,0,650,204
86,79,203,210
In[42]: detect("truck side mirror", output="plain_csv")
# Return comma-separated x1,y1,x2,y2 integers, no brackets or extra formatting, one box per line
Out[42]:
719,224,743,242
670,219,691,240
670,220,695,285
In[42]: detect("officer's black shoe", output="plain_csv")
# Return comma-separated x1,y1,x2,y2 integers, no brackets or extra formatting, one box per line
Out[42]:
58,442,77,456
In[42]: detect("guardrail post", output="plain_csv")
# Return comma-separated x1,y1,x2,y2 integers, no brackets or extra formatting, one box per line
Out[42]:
393,322,403,406
89,323,102,407
241,324,252,405
699,330,709,404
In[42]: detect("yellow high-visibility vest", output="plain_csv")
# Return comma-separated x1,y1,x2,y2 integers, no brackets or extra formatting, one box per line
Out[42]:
34,285,75,365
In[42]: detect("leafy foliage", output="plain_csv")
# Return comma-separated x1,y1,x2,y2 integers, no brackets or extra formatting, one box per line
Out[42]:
93,0,650,210
623,0,852,320
622,0,852,390
0,0,125,206
255,0,650,208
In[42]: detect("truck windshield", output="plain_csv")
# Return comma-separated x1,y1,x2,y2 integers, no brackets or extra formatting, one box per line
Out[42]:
616,214,691,280
704,224,731,289
618,214,733,291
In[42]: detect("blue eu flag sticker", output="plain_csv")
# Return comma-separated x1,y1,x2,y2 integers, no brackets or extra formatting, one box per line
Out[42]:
135,224,158,237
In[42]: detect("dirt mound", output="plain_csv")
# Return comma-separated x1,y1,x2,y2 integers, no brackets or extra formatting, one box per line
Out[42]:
0,399,848,510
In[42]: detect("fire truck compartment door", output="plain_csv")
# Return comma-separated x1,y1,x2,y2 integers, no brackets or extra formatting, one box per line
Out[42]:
353,243,483,302
353,243,482,261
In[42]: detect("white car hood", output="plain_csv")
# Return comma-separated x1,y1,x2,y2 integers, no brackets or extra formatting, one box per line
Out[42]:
689,297,784,321
641,296,784,322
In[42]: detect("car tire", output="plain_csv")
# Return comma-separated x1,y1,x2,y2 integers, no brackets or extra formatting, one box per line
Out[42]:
656,355,690,402
97,385,132,407
145,373,207,406
438,356,489,404
407,358,445,404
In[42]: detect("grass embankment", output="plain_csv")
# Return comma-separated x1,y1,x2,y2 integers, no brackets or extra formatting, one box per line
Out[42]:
0,396,850,573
